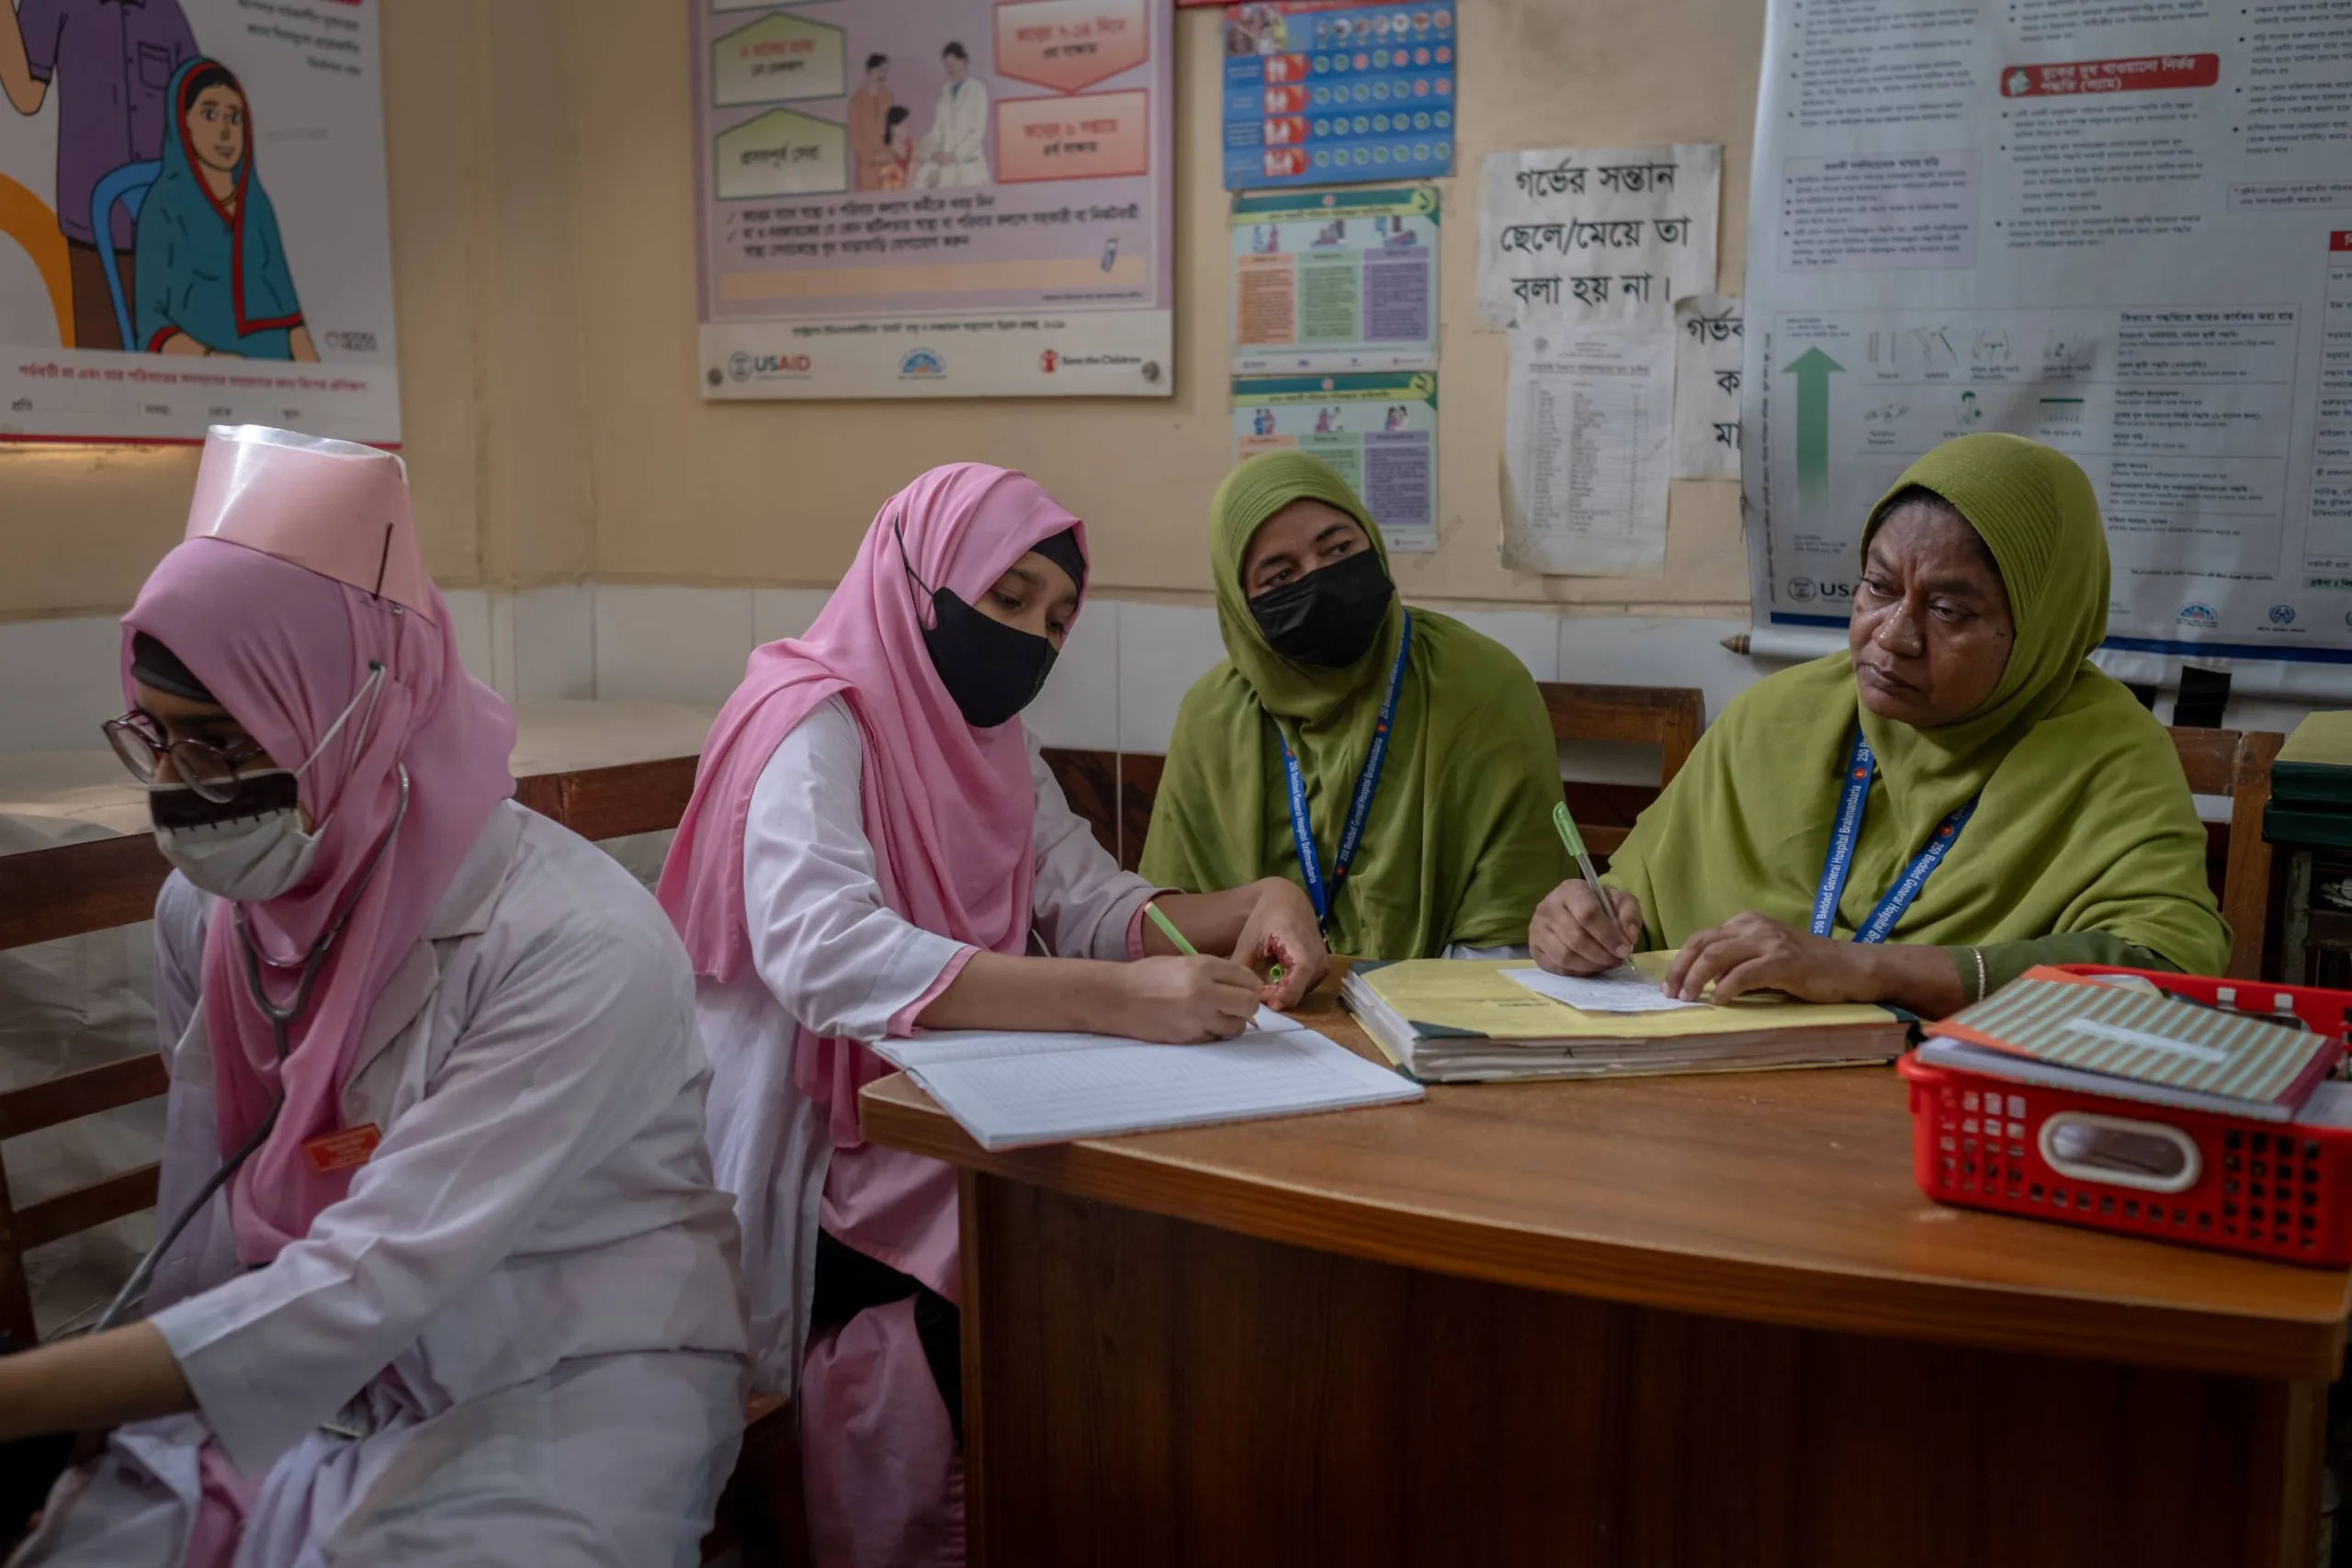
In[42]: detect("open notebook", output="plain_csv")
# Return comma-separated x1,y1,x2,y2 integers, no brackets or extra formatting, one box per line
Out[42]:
870,1007,1423,1152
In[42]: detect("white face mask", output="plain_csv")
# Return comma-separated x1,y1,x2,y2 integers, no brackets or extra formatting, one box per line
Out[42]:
153,781,324,902
145,663,386,904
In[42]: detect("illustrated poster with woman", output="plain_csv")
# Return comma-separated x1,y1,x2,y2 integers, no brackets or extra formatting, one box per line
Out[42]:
0,0,398,440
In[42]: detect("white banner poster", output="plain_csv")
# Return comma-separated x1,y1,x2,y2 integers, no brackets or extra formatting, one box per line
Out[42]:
0,0,399,443
1744,0,2352,672
694,0,1173,400
1475,144,1719,330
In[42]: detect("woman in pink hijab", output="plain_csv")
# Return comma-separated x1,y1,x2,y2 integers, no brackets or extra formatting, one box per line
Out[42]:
0,427,748,1568
662,463,1329,1566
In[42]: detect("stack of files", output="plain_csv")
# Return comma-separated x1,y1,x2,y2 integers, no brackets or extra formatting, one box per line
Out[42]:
1339,958,1909,1084
1918,966,2338,1122
2265,710,2352,851
870,1007,1422,1152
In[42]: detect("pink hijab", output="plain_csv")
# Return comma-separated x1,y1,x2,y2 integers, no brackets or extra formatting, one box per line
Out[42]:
124,452,514,1265
658,463,1084,1143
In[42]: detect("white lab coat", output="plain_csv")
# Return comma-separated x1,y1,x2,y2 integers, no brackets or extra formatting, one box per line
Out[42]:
694,696,1158,1396
10,803,751,1568
912,76,990,187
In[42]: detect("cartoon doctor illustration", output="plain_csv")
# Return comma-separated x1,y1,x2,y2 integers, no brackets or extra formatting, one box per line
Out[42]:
913,40,989,188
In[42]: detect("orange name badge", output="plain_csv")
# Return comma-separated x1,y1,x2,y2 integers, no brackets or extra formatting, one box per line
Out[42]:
301,1124,383,1175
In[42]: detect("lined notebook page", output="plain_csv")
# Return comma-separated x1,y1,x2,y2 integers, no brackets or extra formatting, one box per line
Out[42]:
874,1010,1419,1152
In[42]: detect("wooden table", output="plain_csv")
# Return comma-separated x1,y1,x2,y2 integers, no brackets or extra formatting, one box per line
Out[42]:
861,986,2352,1568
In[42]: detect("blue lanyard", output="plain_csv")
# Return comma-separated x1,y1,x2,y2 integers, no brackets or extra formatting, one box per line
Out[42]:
1810,728,1977,943
1279,613,1412,931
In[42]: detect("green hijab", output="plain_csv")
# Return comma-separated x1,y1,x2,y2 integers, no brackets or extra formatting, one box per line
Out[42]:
1138,453,1569,958
1608,434,2229,972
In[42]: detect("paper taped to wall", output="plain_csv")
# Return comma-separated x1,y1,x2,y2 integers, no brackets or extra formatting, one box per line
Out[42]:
1476,144,1721,331
1673,295,1743,480
1503,321,1676,574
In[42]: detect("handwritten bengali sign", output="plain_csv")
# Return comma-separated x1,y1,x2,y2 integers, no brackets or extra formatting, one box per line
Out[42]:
1476,145,1721,329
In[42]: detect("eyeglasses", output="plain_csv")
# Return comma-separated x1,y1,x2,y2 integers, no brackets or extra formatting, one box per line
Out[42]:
103,711,273,804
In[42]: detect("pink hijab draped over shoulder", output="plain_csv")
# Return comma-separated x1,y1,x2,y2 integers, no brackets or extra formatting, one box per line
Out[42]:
123,426,517,1266
657,463,1085,1143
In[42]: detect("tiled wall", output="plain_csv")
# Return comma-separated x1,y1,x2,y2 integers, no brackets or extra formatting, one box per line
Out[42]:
2,587,2324,774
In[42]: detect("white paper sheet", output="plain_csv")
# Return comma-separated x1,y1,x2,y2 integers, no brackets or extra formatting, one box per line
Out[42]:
1672,295,1744,480
1504,965,1704,1014
874,1010,1419,1151
1476,144,1721,330
1502,321,1678,574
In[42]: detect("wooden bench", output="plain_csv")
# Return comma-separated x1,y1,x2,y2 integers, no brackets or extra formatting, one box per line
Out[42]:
0,755,806,1567
1535,680,1704,859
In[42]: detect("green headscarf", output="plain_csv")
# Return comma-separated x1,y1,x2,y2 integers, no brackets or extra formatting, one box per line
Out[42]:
1608,434,2229,972
1138,453,1570,958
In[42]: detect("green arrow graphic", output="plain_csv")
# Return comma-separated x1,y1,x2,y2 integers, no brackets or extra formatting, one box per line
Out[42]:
1785,346,1844,500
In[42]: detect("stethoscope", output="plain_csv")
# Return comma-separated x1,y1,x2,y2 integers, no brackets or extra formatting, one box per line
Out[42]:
91,766,411,1334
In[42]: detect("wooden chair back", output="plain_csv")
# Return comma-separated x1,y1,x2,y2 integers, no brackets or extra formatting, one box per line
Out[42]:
1535,682,1705,857
0,755,701,1343
2166,727,2282,982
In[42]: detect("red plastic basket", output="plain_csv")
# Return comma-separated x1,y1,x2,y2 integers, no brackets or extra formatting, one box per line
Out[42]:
1900,966,2352,1266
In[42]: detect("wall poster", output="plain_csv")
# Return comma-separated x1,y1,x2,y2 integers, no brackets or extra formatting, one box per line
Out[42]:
0,0,399,443
1230,184,1437,375
1221,1,1456,192
1231,369,1437,551
694,0,1174,400
1745,0,2352,675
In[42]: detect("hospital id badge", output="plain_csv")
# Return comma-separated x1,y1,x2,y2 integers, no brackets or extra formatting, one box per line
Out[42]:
302,1124,382,1174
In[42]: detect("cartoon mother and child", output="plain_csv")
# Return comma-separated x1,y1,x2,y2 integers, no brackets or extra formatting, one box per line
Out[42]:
0,6,313,361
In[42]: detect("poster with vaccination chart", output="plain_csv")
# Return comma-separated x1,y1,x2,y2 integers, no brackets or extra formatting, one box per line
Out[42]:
1221,2,1456,192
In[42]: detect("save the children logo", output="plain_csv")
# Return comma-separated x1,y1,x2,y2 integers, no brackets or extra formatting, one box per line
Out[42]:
1039,348,1058,373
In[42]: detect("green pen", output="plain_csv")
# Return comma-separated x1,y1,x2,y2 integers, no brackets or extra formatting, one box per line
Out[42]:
1148,900,1283,985
1554,801,1612,912
1144,901,1198,956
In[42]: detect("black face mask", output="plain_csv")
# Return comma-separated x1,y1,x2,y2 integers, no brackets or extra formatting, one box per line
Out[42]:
1247,547,1396,668
899,521,1059,728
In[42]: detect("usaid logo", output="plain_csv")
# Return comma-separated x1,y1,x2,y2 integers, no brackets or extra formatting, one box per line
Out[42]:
2178,603,2219,627
899,349,946,379
1787,577,1815,602
730,353,812,382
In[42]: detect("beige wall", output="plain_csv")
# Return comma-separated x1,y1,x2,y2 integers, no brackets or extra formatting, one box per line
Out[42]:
0,0,1766,622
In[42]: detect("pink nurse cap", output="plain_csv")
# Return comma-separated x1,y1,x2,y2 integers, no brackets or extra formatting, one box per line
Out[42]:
182,425,435,624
